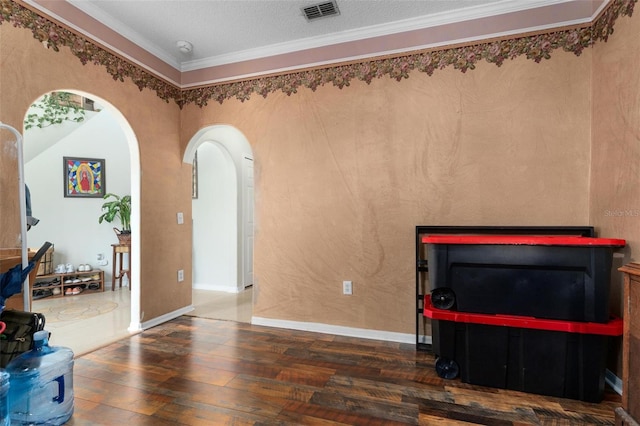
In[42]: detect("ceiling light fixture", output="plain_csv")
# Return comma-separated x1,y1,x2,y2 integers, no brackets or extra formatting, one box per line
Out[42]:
176,40,193,54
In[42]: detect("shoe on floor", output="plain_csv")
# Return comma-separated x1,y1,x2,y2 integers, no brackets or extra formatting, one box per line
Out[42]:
34,289,53,300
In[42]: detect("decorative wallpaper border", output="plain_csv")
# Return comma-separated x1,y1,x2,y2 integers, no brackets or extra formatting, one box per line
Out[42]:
1,0,636,108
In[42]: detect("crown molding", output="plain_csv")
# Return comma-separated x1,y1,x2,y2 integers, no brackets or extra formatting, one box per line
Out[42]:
182,0,602,73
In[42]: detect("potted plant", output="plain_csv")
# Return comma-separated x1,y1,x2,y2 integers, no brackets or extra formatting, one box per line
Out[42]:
98,193,131,244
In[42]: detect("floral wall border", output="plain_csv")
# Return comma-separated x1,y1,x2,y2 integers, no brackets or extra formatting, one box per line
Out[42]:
0,0,181,103
1,0,636,108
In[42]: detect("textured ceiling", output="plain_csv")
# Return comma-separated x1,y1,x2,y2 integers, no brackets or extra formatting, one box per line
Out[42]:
24,0,607,86
65,0,503,65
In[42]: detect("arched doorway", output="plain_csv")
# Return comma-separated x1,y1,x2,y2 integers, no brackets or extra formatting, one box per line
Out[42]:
184,125,254,296
23,90,141,353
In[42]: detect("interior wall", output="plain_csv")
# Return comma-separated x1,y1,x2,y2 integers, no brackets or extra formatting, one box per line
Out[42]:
591,8,640,281
192,143,237,291
0,120,23,248
591,8,640,376
0,23,191,323
181,49,593,335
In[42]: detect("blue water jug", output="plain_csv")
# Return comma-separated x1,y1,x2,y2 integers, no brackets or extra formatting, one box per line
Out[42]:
6,330,74,425
0,370,9,426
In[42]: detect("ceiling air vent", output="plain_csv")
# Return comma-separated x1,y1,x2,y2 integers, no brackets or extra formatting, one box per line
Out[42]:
302,1,340,21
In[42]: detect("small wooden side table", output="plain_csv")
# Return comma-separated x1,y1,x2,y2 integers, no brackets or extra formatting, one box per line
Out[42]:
111,243,131,291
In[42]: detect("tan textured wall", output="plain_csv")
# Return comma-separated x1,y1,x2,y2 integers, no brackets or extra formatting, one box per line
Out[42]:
0,24,192,320
182,50,592,334
591,9,640,375
592,11,640,266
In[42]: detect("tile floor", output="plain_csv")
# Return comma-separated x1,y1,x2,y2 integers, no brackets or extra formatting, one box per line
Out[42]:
30,286,253,357
188,287,253,322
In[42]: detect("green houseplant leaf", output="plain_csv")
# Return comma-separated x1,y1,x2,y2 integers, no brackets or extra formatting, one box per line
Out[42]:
98,193,131,232
24,92,86,130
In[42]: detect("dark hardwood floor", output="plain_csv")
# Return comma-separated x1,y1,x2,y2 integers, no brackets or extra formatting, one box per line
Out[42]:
68,316,621,425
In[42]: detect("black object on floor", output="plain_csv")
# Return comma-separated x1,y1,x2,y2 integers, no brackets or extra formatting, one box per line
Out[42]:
425,234,625,323
425,295,622,402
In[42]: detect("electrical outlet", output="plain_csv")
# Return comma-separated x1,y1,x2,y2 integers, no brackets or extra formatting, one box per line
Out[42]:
177,269,184,282
177,212,184,224
342,280,353,295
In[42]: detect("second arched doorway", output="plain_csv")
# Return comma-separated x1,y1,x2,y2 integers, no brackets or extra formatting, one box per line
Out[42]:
184,125,254,294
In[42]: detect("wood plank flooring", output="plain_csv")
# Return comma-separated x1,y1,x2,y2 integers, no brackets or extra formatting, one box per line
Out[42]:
68,316,621,425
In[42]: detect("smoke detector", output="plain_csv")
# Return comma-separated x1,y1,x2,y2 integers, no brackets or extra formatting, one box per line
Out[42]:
302,1,340,21
176,40,193,54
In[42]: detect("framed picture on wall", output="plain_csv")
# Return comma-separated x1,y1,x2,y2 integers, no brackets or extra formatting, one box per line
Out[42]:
63,157,106,198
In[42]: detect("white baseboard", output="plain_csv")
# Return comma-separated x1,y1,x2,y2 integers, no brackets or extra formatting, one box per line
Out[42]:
127,321,142,333
251,316,416,344
139,305,195,330
606,369,623,395
418,334,433,345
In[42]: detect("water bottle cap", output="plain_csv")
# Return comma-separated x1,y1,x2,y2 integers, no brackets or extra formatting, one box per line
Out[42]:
33,330,49,341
